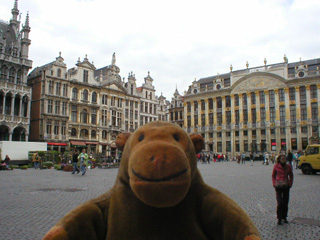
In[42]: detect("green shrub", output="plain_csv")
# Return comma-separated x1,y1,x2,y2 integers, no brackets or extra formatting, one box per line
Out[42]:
42,161,54,168
20,165,28,169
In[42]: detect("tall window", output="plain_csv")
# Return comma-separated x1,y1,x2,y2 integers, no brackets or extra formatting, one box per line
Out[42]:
243,109,248,124
101,109,107,126
225,96,231,108
310,85,317,99
56,82,61,96
57,69,61,78
54,121,59,135
269,90,275,106
82,109,88,123
242,93,247,106
9,68,15,82
201,100,205,111
194,101,198,111
187,102,191,112
92,92,97,103
91,130,96,139
62,84,68,97
270,107,275,123
61,122,66,136
209,113,214,125
48,81,54,94
234,95,239,106
251,109,256,123
226,111,231,125
102,95,107,105
290,105,296,123
201,114,205,127
259,91,265,104
72,88,78,100
83,70,88,83
251,92,256,105
279,89,285,102
300,86,306,102
71,128,77,137
17,70,22,84
91,109,97,124
102,130,107,139
55,101,60,115
46,120,52,135
209,98,213,110
47,100,53,114
235,110,240,124
216,97,222,109
289,87,295,101
71,105,77,122
82,90,88,101
311,103,318,121
62,102,67,115
260,108,266,123
300,104,307,121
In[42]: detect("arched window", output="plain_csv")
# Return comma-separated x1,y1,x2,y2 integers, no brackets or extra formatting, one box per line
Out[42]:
80,129,89,137
57,69,61,78
72,88,78,100
82,109,88,123
82,90,88,101
91,130,96,139
71,128,77,137
1,66,8,81
145,91,148,98
92,92,97,103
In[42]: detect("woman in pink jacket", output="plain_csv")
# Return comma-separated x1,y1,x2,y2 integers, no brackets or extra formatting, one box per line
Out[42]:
272,154,294,225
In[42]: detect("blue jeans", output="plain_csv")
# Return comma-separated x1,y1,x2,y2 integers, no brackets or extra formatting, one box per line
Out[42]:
81,163,86,175
34,162,39,169
72,162,79,174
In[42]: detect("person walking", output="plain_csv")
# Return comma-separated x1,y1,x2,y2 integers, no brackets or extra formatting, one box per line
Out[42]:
241,152,246,164
33,152,40,169
4,154,10,169
250,152,254,166
78,149,88,175
287,150,293,168
71,149,80,174
272,154,294,225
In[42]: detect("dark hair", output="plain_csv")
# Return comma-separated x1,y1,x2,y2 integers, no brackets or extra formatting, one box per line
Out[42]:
276,154,286,163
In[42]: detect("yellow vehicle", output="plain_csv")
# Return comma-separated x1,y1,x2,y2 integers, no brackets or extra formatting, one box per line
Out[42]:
298,145,320,174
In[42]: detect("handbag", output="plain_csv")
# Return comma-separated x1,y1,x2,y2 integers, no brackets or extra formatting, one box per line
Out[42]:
275,179,288,188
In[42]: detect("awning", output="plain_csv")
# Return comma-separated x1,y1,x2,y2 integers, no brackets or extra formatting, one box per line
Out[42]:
47,142,68,146
86,141,98,145
70,140,86,146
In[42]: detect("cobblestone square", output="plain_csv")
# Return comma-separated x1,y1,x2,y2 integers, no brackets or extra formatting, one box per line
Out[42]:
0,161,319,240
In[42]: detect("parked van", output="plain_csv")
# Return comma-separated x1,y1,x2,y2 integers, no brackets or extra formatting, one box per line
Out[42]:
298,145,320,174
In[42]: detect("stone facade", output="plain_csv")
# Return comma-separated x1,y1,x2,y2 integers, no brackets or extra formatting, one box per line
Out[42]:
28,53,170,156
168,88,184,128
184,56,320,157
0,0,32,142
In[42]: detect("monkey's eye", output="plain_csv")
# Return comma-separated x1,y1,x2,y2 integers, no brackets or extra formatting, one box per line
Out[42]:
138,134,144,141
173,134,180,142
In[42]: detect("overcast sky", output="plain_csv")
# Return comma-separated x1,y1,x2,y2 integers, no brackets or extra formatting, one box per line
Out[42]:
1,0,320,100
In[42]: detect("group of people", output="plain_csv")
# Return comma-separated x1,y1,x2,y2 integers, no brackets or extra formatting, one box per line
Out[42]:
71,149,89,176
197,153,230,163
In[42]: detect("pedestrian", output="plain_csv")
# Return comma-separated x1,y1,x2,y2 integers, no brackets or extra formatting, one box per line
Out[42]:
272,154,294,225
71,149,80,174
78,149,88,175
264,152,269,165
241,152,246,164
250,152,254,166
4,155,10,170
287,150,293,168
33,152,40,169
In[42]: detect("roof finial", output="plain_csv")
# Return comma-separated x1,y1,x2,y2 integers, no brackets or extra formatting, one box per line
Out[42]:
283,54,288,63
246,61,249,69
59,51,61,57
230,64,233,72
264,58,267,66
112,52,116,65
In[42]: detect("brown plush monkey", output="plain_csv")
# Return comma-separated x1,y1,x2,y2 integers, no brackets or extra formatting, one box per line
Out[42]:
43,121,261,240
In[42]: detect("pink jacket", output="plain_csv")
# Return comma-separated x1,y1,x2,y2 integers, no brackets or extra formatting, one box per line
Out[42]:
272,163,293,188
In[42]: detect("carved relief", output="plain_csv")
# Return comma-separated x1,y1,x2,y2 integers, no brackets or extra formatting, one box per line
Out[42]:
232,76,287,94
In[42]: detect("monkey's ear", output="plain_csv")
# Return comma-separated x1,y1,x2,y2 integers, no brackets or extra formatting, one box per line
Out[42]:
189,133,205,154
115,133,131,151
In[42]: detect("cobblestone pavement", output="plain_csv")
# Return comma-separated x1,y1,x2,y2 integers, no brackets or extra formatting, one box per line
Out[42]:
0,161,319,240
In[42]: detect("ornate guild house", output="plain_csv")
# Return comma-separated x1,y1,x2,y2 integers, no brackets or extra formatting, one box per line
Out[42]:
184,56,320,156
0,0,32,141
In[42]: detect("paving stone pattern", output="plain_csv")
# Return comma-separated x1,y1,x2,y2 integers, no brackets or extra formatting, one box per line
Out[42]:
0,161,319,240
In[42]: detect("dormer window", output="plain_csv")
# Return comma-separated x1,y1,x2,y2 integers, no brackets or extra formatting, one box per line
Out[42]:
83,70,88,83
12,48,18,57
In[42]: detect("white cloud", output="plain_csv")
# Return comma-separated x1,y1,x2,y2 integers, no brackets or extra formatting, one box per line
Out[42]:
1,0,320,99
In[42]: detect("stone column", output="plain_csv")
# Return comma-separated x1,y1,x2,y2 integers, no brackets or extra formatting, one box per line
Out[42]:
295,86,301,150
11,95,15,118
255,91,261,151
221,96,226,153
19,97,23,117
238,94,244,153
274,89,281,153
230,94,235,156
247,92,252,152
183,102,188,129
284,88,291,150
1,94,4,114
264,90,270,152
306,85,313,138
